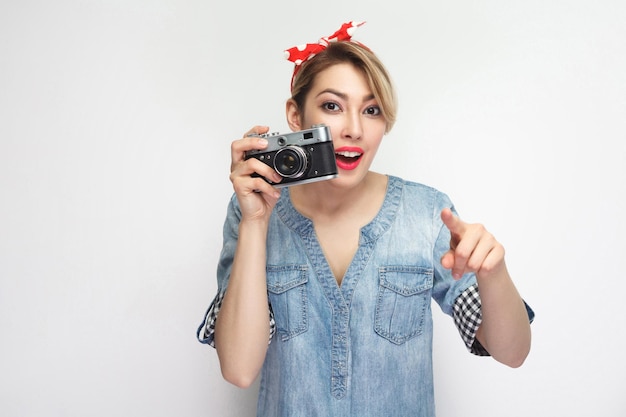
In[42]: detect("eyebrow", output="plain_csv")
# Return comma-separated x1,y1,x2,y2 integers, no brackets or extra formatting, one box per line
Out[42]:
316,88,375,102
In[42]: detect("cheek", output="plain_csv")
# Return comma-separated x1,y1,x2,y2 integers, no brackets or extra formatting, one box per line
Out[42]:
367,138,384,157
327,124,343,141
299,110,329,131
365,122,386,147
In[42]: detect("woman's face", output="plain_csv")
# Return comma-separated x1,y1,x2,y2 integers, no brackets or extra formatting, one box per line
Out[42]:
292,63,387,187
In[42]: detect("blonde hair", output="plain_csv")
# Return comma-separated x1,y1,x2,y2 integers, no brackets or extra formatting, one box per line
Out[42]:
290,42,397,133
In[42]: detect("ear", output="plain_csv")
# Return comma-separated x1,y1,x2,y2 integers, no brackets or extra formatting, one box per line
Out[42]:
285,99,302,131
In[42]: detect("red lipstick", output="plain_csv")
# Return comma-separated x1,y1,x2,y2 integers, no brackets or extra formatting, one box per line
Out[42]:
334,146,364,171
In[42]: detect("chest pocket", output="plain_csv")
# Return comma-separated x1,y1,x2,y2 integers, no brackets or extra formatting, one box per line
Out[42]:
374,266,433,345
266,264,309,341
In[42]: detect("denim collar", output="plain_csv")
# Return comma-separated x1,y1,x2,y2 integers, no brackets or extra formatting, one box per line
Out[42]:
275,175,403,244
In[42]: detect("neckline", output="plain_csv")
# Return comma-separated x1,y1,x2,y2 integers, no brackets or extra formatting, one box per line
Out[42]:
275,175,403,243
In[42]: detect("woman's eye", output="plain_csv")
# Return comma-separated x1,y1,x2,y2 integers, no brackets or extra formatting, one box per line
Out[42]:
365,106,381,116
322,102,340,111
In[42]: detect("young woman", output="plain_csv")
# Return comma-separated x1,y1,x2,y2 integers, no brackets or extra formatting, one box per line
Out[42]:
198,21,534,416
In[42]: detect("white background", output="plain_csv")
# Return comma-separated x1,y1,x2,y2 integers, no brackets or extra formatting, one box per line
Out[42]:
1,1,625,416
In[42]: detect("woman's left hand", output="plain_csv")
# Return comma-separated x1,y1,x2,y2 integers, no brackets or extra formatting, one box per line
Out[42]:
440,208,506,280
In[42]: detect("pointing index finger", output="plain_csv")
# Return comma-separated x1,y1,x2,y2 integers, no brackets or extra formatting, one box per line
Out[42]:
441,207,465,237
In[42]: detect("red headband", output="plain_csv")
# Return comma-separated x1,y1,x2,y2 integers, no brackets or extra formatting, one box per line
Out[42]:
284,21,366,89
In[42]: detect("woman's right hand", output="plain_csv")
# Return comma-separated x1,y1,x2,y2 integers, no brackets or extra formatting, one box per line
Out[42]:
230,126,283,222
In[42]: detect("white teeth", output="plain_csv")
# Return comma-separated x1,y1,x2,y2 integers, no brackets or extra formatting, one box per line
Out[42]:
336,151,362,158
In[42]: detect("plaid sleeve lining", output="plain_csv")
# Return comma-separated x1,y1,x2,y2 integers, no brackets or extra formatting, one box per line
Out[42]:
198,291,275,348
453,283,490,356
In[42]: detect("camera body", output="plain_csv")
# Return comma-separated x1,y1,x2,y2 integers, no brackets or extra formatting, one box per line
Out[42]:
244,124,338,188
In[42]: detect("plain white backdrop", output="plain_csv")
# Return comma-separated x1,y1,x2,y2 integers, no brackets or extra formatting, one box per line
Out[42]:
1,1,625,416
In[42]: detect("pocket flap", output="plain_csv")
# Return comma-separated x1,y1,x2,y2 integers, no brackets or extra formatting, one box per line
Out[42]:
266,265,308,294
379,266,433,296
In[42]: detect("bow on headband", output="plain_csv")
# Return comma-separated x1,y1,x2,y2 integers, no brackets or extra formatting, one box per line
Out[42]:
284,21,366,88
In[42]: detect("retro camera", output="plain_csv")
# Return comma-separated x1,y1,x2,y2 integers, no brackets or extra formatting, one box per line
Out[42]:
244,124,338,188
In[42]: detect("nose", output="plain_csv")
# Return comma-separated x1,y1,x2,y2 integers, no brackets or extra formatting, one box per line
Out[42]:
341,112,363,141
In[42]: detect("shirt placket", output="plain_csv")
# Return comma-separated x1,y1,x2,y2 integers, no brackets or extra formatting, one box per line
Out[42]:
331,301,350,399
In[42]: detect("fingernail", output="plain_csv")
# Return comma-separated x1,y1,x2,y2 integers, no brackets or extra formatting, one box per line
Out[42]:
259,138,268,146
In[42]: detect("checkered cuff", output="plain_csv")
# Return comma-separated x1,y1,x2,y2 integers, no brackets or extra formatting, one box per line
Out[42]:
453,284,490,356
198,291,275,348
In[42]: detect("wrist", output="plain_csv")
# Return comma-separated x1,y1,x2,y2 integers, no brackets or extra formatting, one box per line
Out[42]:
476,261,509,284
238,217,271,235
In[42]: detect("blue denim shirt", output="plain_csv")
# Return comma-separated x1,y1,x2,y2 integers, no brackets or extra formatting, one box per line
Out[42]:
206,176,486,416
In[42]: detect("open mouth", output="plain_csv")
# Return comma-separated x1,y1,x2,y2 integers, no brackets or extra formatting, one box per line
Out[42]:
335,150,362,163
335,149,363,170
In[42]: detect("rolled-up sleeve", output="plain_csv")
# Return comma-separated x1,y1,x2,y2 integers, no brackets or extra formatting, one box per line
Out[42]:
196,290,276,347
197,291,224,347
453,283,535,356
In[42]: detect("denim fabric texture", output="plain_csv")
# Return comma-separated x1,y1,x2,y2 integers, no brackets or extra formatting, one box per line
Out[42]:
207,175,481,416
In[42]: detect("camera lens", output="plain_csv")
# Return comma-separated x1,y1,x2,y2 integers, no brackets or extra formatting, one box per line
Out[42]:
273,146,308,178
